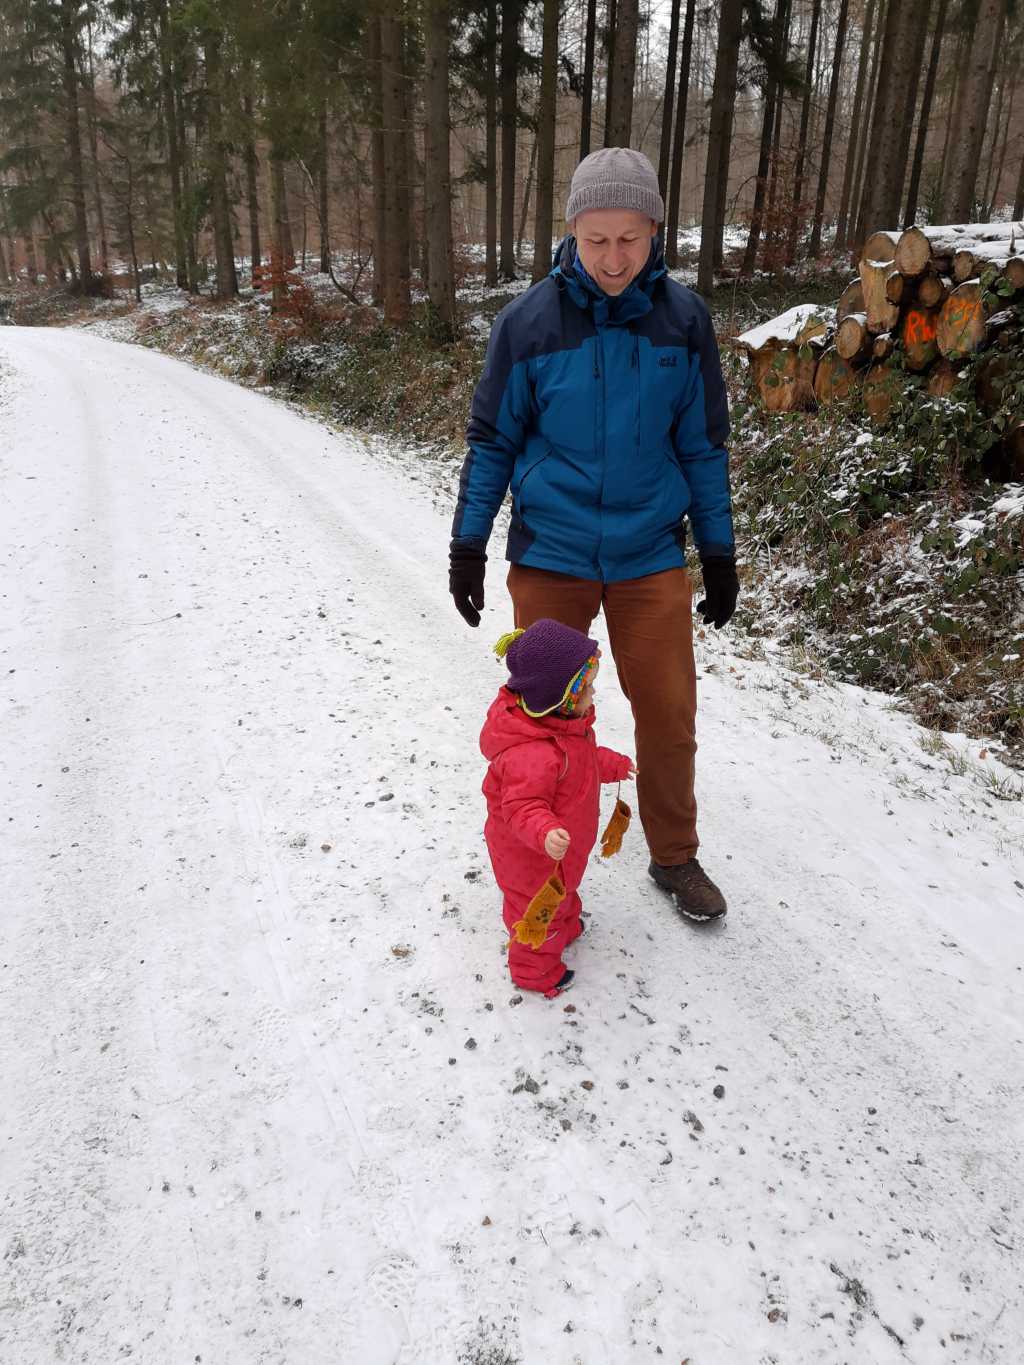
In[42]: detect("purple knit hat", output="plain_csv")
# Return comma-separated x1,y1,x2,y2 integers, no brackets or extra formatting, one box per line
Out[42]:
498,618,599,717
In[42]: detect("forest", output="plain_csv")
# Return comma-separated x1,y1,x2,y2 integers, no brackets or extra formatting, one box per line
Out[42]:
1,0,1023,328
2,0,1023,761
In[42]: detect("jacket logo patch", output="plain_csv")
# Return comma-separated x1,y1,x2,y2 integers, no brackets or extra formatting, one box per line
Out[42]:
658,354,678,368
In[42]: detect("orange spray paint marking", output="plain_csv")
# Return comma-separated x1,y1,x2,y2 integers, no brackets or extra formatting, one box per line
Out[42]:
947,299,983,329
902,310,937,346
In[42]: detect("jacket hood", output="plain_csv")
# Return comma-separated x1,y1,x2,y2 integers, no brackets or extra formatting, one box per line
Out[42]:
480,686,596,763
550,234,667,326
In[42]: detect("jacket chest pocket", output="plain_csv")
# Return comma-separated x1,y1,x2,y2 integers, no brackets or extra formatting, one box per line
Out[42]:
642,344,689,453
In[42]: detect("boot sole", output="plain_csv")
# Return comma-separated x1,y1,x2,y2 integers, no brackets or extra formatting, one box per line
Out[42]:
648,866,727,921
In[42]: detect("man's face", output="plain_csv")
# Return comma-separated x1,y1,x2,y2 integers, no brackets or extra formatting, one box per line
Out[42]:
572,209,658,295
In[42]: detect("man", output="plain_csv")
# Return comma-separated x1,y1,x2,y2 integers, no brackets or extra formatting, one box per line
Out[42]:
449,147,738,921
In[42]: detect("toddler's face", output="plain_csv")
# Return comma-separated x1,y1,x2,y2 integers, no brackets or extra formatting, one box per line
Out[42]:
576,653,601,712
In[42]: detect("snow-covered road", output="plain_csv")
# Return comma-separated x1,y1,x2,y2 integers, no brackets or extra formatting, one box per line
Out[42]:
2,326,1023,1365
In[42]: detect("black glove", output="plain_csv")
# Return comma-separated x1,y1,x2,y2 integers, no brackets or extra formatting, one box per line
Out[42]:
696,554,739,630
449,541,487,627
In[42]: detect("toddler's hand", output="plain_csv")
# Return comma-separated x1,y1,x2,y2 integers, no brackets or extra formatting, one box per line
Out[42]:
544,827,571,860
624,760,638,779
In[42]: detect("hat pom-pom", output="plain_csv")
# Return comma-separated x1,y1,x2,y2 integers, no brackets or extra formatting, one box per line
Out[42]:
493,628,525,659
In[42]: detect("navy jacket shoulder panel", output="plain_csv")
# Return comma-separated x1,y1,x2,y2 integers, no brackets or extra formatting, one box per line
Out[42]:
493,277,595,364
634,278,710,350
466,279,593,453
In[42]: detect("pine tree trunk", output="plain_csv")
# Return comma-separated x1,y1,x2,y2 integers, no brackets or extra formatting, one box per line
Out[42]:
989,75,1017,213
697,0,743,296
764,0,794,258
1015,149,1024,219
904,0,947,229
318,102,330,273
25,216,40,282
85,26,109,275
400,25,418,286
742,0,789,273
0,190,11,282
517,137,537,256
604,0,638,147
156,0,187,288
893,2,933,223
945,0,1006,222
848,0,887,253
175,79,199,292
532,0,559,281
809,0,850,256
203,33,237,300
855,0,924,252
786,0,822,264
980,67,1006,214
713,100,733,270
935,27,965,218
424,0,456,338
242,69,261,273
59,0,92,284
366,21,386,305
124,157,141,303
270,154,290,309
580,0,597,160
657,0,682,195
379,14,411,321
499,0,521,279
664,0,697,266
603,0,617,147
835,0,876,250
485,0,498,284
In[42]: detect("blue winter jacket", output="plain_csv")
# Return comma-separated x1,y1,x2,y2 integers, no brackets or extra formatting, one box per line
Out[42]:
451,235,734,583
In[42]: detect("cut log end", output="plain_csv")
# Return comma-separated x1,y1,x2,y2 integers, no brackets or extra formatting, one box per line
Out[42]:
885,270,906,305
750,344,817,413
837,278,865,323
863,230,900,265
858,257,900,333
894,226,932,277
916,273,950,308
813,348,859,404
937,281,988,359
837,311,872,363
901,306,941,372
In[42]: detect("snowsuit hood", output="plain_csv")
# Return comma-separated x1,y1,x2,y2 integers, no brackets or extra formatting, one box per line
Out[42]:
480,686,596,765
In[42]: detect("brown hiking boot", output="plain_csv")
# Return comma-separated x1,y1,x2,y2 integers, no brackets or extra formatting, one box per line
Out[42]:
648,859,727,922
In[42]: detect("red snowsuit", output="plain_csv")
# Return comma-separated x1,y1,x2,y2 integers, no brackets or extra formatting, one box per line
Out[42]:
480,687,633,994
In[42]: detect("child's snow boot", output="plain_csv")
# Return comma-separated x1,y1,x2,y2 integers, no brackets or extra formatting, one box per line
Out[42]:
543,969,575,999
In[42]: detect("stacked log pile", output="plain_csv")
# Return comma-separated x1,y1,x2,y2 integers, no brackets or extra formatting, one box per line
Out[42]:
737,222,1024,452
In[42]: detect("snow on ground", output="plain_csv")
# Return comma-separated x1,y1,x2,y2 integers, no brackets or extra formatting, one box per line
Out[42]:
2,327,1024,1365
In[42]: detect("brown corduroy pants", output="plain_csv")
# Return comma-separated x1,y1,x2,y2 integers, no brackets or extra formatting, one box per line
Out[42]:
507,564,698,866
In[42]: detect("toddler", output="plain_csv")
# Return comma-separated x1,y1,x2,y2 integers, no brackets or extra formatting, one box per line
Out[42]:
480,618,635,998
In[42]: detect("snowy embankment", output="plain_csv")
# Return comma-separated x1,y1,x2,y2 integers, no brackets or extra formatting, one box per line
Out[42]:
2,327,1023,1365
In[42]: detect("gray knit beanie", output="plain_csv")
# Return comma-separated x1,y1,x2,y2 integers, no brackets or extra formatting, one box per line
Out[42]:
565,147,665,224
